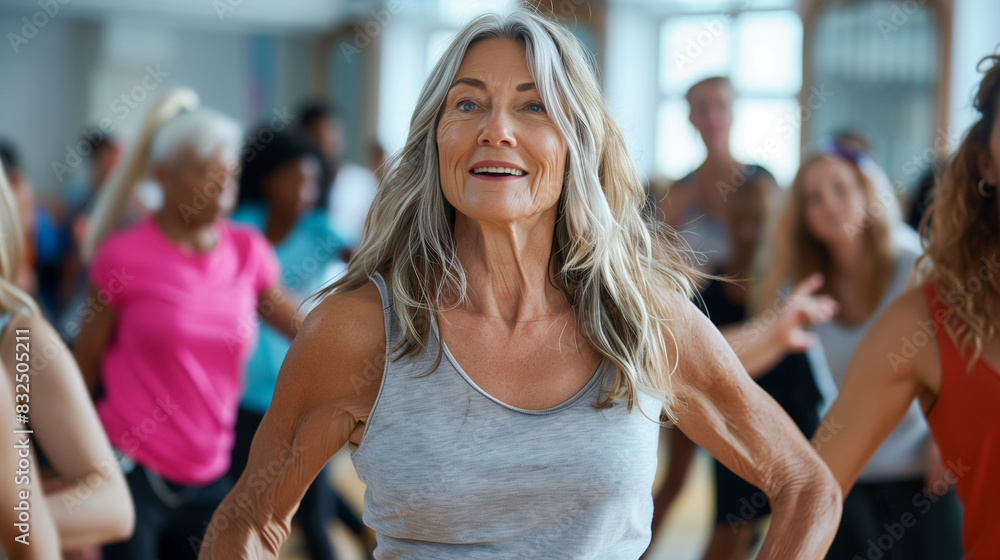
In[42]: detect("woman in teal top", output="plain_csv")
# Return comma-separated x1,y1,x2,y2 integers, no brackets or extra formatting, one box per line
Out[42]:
229,128,351,560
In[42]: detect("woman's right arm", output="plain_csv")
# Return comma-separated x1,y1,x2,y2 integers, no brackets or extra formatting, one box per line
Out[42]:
72,286,117,397
198,282,385,559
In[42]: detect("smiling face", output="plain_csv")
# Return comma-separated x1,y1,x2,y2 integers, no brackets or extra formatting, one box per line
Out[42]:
800,156,869,247
436,38,567,228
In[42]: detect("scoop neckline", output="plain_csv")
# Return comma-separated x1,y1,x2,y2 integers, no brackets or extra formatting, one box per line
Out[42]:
146,215,225,259
432,315,605,416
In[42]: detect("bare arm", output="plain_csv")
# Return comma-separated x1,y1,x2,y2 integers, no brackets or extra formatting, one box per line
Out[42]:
0,361,61,558
2,313,134,550
258,285,305,341
814,288,931,495
669,296,842,559
71,286,117,397
198,282,384,559
722,273,838,378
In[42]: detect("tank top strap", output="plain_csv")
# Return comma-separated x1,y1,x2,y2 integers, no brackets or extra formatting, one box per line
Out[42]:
370,271,403,351
921,282,963,368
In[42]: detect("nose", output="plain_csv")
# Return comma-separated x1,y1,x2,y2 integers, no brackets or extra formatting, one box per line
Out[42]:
478,108,517,148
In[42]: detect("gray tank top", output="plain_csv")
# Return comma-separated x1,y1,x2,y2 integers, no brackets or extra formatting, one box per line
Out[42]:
349,273,662,559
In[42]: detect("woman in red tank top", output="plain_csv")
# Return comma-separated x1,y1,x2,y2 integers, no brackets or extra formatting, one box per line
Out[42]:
815,51,1000,559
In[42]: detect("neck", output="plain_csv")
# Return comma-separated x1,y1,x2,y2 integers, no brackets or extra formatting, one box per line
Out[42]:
154,210,218,252
696,156,739,214
827,236,866,279
264,209,297,244
452,213,566,323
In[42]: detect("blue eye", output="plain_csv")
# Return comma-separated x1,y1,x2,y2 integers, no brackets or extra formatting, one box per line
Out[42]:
458,100,478,111
526,102,546,113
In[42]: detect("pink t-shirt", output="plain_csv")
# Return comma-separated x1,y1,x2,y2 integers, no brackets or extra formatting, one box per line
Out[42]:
90,216,279,486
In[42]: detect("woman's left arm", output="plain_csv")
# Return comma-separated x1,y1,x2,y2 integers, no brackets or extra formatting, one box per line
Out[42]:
2,313,134,550
259,285,305,340
668,296,841,559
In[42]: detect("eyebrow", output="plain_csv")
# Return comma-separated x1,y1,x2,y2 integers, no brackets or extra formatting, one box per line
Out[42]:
448,77,537,92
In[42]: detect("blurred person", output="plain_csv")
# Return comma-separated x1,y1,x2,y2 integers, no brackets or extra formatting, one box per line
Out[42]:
298,101,377,251
367,140,387,182
201,12,841,559
824,130,922,254
0,142,42,296
74,89,302,560
657,76,746,271
756,149,963,560
646,168,837,558
228,128,359,560
0,160,134,555
816,49,1000,560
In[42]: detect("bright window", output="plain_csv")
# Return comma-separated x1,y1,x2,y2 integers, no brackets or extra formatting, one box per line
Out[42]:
656,9,803,186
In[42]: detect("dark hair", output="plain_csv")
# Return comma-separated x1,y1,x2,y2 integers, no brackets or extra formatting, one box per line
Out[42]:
970,53,1000,154
238,128,325,208
297,100,340,130
79,131,117,157
0,141,21,173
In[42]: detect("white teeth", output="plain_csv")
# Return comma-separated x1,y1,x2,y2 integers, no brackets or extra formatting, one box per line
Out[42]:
472,166,525,176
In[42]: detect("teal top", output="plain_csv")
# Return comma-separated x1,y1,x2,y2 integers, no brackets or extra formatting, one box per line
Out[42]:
231,205,345,414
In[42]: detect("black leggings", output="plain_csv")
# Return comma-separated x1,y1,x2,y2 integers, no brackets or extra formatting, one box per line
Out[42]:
825,477,963,560
231,407,356,560
102,463,232,560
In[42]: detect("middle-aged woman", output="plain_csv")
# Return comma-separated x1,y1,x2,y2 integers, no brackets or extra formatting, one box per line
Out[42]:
200,11,841,559
816,51,1000,559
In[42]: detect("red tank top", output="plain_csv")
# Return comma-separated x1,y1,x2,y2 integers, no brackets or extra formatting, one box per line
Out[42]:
923,283,1000,559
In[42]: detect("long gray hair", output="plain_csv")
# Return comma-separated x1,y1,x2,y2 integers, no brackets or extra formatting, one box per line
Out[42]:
316,11,701,419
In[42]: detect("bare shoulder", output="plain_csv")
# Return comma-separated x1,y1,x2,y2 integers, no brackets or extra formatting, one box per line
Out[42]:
873,285,942,395
278,281,387,419
0,312,69,369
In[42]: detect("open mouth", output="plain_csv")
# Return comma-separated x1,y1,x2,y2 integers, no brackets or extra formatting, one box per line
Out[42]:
470,166,527,177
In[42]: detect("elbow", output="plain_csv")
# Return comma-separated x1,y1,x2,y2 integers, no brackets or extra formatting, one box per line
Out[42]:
104,473,136,544
774,459,843,530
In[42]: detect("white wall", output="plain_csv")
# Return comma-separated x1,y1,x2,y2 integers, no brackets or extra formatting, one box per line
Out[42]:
0,13,317,197
604,3,662,179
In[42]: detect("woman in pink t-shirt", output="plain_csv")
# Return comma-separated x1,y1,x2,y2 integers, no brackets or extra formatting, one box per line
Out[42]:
74,89,301,560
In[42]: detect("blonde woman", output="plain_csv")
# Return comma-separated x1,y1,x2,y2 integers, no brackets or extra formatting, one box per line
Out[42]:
74,90,301,559
201,11,841,559
816,51,1000,559
756,147,963,559
0,160,134,555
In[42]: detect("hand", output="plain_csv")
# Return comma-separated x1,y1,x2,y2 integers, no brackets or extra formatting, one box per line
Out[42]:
768,273,838,353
